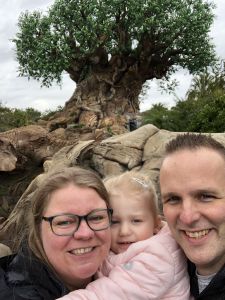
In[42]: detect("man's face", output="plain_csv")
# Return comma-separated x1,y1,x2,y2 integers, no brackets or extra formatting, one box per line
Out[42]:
160,148,225,275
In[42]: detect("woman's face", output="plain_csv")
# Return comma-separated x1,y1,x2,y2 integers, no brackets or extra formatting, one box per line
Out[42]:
41,184,111,290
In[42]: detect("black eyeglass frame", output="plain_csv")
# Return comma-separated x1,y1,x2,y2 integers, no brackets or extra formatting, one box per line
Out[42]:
42,208,113,236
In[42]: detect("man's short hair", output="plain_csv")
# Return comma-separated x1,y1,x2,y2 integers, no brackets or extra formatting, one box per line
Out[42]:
165,133,225,160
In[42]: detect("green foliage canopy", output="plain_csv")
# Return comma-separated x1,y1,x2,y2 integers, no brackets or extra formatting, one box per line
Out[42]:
14,0,216,87
142,62,225,133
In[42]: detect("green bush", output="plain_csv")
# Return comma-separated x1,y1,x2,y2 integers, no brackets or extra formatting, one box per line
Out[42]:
0,103,63,132
142,63,225,133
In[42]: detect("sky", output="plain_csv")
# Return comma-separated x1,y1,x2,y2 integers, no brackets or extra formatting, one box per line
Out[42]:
0,1,225,113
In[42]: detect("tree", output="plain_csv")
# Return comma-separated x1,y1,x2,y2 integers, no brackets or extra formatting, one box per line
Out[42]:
142,103,171,129
13,0,216,128
186,60,225,100
183,61,225,132
25,108,42,123
142,61,225,133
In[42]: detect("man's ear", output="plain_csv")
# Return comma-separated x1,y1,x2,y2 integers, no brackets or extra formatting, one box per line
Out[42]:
153,215,163,234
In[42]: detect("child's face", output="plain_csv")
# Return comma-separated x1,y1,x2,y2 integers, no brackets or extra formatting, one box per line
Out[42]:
110,192,159,254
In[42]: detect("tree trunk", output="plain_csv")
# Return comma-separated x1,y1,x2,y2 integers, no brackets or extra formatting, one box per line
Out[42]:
62,56,144,133
50,45,171,133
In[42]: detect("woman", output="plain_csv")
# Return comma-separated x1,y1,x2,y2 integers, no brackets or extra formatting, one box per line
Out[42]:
0,243,11,257
0,167,112,299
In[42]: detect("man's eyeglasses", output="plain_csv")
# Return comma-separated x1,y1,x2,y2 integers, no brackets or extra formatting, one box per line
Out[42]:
42,208,113,236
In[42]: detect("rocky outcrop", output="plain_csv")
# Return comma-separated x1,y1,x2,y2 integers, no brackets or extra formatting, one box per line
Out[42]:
0,137,17,171
3,124,225,204
2,124,225,201
0,124,112,171
1,125,225,249
0,125,74,167
0,124,111,216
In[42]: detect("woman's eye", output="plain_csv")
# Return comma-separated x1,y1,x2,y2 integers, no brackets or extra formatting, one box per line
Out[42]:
56,220,74,226
89,215,104,222
111,220,119,225
53,216,77,227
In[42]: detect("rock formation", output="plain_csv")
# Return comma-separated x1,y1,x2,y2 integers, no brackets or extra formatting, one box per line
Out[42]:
1,124,225,250
0,123,112,217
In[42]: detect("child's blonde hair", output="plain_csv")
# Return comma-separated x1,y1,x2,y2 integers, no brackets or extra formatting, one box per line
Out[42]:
104,171,159,222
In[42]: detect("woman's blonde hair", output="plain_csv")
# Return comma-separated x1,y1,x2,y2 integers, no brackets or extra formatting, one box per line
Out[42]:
104,171,159,221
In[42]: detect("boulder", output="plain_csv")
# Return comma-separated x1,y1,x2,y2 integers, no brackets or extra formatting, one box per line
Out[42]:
0,138,17,171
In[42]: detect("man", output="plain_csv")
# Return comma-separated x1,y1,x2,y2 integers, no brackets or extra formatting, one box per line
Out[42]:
160,133,225,299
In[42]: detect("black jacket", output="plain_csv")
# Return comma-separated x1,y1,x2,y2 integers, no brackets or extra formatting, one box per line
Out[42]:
0,249,69,300
188,261,225,300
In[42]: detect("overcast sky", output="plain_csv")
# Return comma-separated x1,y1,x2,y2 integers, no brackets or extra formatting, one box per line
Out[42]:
0,1,225,112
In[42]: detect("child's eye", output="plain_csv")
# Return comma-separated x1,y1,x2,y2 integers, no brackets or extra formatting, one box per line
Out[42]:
132,219,142,224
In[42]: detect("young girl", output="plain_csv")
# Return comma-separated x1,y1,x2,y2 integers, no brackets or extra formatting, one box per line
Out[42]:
57,172,191,300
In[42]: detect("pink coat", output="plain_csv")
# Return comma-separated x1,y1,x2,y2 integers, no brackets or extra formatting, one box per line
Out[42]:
57,224,192,300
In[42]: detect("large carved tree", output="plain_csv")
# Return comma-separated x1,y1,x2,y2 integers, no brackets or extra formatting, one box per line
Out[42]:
14,0,216,128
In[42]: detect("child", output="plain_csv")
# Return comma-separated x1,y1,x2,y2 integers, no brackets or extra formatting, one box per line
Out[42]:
57,172,191,300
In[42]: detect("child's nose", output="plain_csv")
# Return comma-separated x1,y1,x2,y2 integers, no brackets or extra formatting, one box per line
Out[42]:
119,222,131,236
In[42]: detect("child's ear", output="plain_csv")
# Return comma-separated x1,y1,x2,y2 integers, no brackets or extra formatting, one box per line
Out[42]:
153,215,162,234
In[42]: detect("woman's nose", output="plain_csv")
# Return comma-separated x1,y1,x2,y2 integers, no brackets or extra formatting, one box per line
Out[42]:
73,219,94,240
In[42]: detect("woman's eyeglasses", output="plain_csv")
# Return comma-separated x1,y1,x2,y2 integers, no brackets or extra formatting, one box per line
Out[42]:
42,208,113,236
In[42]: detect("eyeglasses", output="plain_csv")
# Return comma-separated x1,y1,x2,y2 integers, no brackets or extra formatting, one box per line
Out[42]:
42,208,113,236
